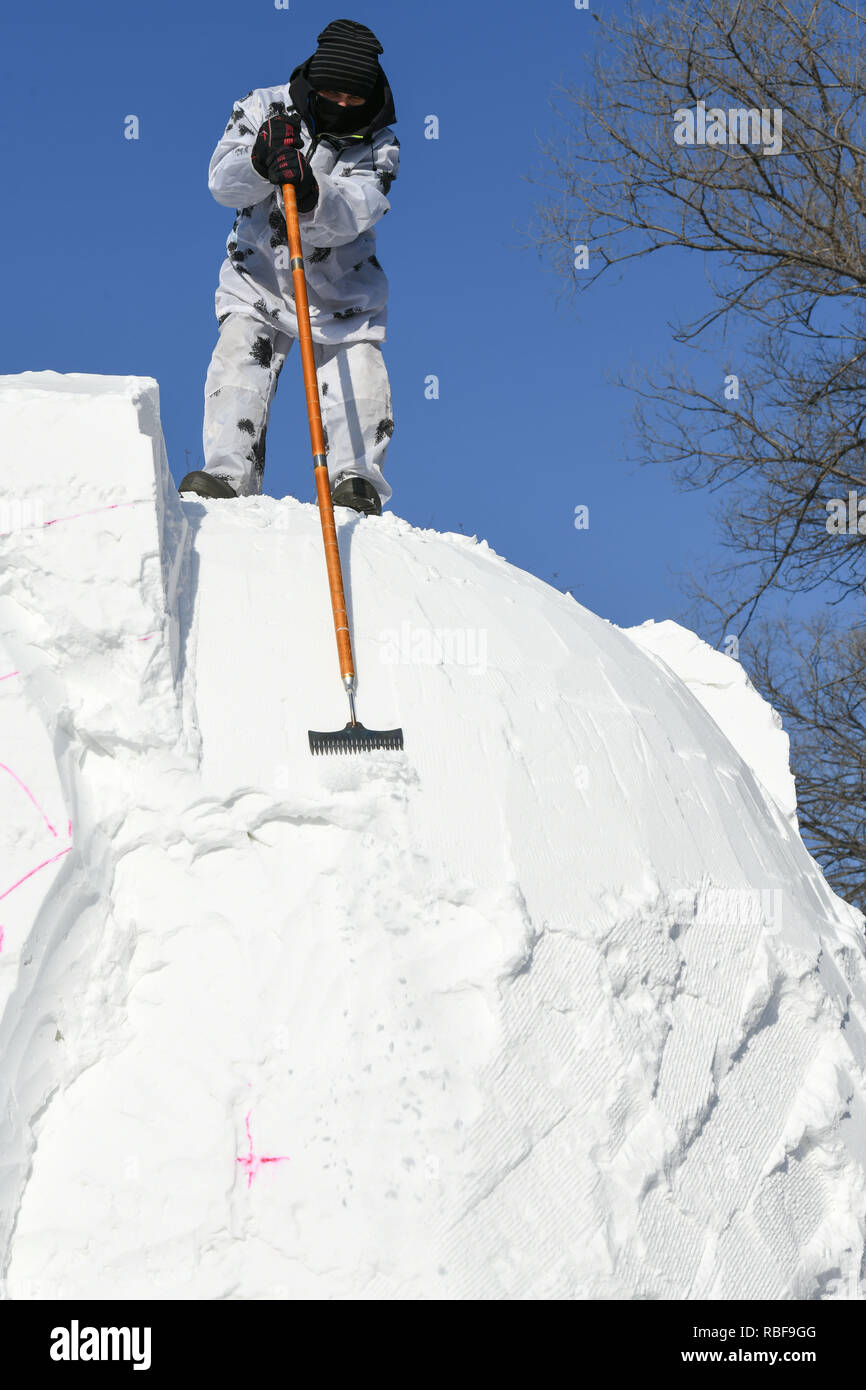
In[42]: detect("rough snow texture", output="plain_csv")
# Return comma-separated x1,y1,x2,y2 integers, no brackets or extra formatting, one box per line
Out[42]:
1,372,865,1301
625,618,798,824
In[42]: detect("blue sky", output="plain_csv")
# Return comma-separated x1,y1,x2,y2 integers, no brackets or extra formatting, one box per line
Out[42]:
3,0,737,631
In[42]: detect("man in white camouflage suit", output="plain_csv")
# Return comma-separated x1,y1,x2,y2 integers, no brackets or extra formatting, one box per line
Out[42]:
179,18,398,516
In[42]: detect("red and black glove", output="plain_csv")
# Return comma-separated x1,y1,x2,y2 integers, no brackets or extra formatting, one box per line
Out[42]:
251,117,319,211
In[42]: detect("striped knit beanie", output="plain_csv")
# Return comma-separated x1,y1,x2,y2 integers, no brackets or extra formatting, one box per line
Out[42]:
307,18,384,99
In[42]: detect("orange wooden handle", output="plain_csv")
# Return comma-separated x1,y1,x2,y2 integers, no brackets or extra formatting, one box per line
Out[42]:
282,182,354,682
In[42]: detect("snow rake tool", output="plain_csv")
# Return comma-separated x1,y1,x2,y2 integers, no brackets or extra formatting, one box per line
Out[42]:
281,182,404,757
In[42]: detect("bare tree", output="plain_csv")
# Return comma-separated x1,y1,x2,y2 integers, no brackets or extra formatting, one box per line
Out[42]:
530,0,866,905
531,0,866,615
748,618,866,911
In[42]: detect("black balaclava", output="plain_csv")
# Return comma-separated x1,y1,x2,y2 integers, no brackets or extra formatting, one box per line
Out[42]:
312,92,367,134
307,18,383,134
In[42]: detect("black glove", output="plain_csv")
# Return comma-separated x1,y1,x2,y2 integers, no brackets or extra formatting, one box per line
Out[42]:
251,117,319,211
250,115,302,175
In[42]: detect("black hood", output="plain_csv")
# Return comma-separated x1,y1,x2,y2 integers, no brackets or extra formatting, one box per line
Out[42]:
289,56,396,147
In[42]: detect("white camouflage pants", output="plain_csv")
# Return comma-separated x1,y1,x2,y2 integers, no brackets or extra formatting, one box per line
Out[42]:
202,313,394,502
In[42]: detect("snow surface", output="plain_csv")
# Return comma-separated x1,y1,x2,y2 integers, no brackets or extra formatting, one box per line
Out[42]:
1,371,865,1300
624,619,798,824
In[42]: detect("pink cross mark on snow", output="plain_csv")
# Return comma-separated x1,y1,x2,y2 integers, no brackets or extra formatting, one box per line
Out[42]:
236,1110,290,1189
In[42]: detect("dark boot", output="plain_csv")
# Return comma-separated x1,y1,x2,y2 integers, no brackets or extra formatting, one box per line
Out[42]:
178,471,238,499
331,475,381,517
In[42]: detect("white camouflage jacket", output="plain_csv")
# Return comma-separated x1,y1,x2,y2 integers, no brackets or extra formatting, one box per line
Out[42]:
208,63,399,346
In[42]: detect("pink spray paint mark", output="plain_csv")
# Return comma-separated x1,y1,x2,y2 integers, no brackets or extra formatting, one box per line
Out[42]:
0,846,72,906
0,671,19,683
0,500,140,540
43,501,139,529
0,847,73,953
0,824,73,953
0,764,58,837
137,634,156,643
236,1109,290,1189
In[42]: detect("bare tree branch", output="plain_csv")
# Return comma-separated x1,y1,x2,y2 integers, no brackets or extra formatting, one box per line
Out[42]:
528,0,866,906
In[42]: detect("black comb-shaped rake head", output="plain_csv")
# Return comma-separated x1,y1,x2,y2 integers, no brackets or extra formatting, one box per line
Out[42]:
308,721,405,756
